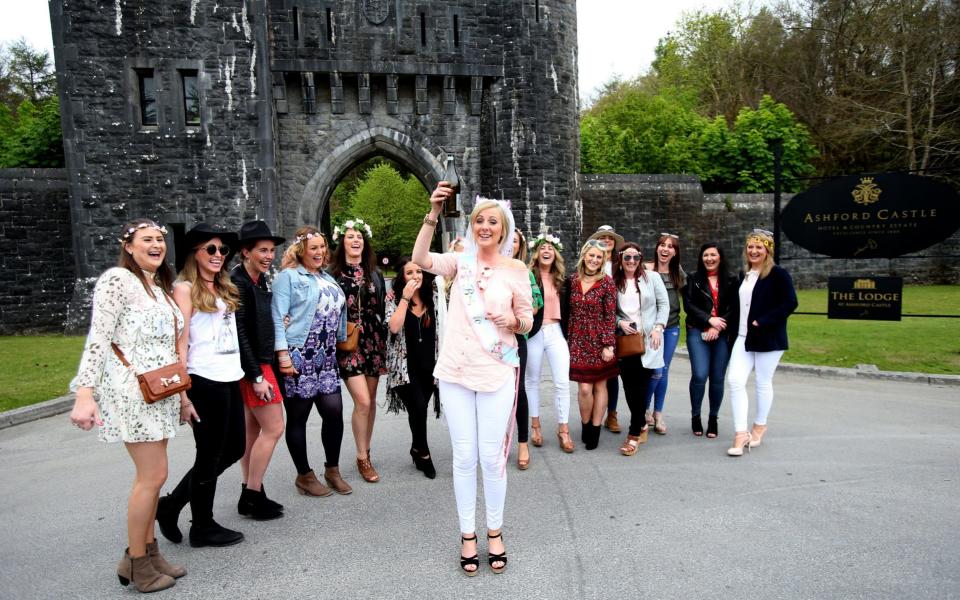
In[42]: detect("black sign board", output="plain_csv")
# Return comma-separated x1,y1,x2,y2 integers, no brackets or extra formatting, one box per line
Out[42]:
781,173,960,258
828,277,903,321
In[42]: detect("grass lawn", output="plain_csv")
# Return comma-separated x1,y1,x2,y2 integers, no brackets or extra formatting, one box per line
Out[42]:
0,285,956,413
0,336,85,412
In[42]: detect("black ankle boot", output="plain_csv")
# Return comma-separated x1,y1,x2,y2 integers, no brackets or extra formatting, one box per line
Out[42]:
259,484,283,512
247,487,284,521
706,415,719,438
237,484,255,517
156,494,184,544
692,416,704,436
585,424,601,450
581,422,590,444
189,520,245,548
411,448,437,479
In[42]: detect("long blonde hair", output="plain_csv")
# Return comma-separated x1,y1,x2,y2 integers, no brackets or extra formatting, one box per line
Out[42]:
176,251,240,313
576,239,607,279
743,230,776,278
529,241,566,291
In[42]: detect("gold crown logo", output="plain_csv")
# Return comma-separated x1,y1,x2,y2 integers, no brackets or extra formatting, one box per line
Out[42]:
852,177,882,206
853,278,876,290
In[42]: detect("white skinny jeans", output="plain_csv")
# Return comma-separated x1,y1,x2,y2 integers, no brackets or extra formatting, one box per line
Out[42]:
524,323,571,424
727,336,785,432
439,378,515,534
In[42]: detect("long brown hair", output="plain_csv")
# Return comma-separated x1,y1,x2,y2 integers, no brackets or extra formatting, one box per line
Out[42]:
654,234,684,289
614,242,647,292
529,241,566,292
330,225,378,284
117,218,176,300
176,243,241,313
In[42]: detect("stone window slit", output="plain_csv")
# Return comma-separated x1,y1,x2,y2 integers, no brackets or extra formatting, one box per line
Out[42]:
326,8,333,43
136,69,157,127
453,15,460,47
536,1,540,23
420,13,427,47
292,7,300,42
179,70,200,126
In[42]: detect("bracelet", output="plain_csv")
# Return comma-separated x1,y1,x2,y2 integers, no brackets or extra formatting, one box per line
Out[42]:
400,296,412,303
180,400,193,407
423,214,438,227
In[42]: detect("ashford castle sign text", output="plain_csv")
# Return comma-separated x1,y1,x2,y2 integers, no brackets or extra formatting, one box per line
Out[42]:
781,173,960,258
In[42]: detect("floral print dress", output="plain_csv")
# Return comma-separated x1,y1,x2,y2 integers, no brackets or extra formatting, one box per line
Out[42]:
284,275,345,398
567,273,619,383
336,264,387,378
71,267,183,443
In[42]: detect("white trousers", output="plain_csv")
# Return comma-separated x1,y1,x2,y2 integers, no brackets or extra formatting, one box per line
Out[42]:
439,378,515,534
727,336,785,432
524,323,571,424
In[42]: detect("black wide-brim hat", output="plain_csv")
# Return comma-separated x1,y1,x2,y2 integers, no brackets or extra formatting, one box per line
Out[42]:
238,220,286,246
177,222,239,272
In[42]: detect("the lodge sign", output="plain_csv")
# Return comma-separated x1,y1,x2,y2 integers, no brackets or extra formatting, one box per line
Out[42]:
828,277,903,321
780,173,960,258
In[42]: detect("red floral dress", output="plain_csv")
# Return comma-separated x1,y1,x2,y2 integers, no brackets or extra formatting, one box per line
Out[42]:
567,273,619,383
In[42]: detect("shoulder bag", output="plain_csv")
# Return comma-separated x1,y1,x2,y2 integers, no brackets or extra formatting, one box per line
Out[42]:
111,294,192,404
337,278,361,353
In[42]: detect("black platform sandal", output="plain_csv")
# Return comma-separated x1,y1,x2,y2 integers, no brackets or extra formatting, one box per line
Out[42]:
692,416,704,436
487,531,508,574
460,534,479,576
706,415,719,439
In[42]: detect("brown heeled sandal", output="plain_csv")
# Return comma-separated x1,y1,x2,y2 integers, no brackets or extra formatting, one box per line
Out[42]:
517,442,531,470
530,417,543,447
557,424,575,453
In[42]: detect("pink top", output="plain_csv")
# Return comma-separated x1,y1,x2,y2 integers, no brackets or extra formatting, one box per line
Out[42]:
541,274,561,322
426,252,534,392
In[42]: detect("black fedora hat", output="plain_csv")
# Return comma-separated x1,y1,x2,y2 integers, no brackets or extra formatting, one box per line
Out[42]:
177,222,239,272
237,220,285,246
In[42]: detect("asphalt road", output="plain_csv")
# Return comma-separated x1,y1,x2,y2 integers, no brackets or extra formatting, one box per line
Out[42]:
1,358,958,600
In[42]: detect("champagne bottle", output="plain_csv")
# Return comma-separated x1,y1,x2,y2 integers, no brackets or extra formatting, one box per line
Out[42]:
443,155,461,218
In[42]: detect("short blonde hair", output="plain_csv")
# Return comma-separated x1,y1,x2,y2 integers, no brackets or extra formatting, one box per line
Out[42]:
469,199,510,247
744,230,775,278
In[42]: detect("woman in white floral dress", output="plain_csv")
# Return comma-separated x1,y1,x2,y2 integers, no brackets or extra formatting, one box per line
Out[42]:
70,218,198,593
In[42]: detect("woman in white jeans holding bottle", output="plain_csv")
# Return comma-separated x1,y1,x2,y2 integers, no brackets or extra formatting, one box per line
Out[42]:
726,229,798,456
524,233,574,453
413,184,533,576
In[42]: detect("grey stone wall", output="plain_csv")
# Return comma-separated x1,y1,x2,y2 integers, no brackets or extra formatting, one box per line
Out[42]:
0,169,74,334
581,174,960,287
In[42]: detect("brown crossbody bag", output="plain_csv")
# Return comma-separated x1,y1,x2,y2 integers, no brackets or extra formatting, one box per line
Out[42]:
111,293,192,404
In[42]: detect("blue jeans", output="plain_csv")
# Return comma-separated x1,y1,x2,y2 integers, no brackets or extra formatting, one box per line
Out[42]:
645,325,680,413
686,328,732,418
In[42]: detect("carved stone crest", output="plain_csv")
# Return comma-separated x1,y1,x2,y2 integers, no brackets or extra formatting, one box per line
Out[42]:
362,0,390,25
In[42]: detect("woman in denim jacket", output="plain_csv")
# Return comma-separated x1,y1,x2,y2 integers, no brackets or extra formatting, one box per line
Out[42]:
272,226,351,496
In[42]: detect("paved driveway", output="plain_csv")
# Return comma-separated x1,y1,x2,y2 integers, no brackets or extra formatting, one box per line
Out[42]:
1,358,958,599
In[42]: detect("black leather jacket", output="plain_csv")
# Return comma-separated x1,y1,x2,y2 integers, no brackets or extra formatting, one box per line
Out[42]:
231,264,275,381
682,270,740,343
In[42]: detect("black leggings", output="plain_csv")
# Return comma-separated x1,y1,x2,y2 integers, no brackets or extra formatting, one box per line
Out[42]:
166,375,245,525
283,392,343,474
395,367,434,455
515,334,529,443
618,355,654,437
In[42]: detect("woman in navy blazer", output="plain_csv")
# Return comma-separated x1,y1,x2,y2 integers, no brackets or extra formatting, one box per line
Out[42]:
726,229,797,456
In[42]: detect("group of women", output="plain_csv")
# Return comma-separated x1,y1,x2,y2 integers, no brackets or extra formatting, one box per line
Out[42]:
68,181,797,588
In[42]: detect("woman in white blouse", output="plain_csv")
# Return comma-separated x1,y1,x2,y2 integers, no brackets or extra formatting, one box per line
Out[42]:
613,242,669,455
70,218,196,593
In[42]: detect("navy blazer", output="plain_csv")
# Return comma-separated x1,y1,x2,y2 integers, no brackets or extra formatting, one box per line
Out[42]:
738,265,798,352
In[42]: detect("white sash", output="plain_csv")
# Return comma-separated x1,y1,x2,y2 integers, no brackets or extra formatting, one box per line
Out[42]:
456,252,519,367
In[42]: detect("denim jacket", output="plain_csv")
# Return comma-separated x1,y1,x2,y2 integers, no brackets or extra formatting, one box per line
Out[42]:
272,265,348,350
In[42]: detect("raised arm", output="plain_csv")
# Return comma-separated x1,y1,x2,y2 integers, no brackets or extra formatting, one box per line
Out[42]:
412,182,453,270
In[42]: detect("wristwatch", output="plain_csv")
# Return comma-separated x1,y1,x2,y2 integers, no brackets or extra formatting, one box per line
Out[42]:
254,375,264,384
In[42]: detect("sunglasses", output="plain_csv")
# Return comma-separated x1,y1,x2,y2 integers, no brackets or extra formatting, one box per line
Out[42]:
660,232,679,240
621,253,642,262
584,239,605,248
200,244,231,256
752,228,774,237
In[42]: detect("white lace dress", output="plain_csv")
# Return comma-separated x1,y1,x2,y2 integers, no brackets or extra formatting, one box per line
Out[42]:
71,267,183,443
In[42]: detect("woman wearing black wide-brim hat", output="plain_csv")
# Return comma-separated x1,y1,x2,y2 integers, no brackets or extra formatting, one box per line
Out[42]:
158,222,249,548
230,221,289,521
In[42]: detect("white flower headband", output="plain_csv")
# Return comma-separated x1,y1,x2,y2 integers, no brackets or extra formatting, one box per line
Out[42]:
118,221,167,243
529,233,563,252
294,232,325,244
333,218,373,241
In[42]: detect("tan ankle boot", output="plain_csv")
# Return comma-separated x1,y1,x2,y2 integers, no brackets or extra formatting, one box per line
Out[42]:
146,540,186,578
604,410,621,433
295,470,333,497
117,549,176,592
324,466,353,495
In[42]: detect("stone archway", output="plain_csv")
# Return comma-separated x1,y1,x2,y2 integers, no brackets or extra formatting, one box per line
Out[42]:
299,126,445,228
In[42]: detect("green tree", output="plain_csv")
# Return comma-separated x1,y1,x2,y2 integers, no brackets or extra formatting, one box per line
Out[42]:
7,39,56,102
332,163,430,263
0,96,64,167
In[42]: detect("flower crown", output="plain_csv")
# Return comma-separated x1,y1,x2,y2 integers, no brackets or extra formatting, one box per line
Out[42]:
529,233,563,252
294,231,325,245
747,228,775,251
118,221,167,243
332,218,373,241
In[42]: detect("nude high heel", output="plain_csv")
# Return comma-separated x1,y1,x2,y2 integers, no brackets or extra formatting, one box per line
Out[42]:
727,431,752,457
749,424,768,448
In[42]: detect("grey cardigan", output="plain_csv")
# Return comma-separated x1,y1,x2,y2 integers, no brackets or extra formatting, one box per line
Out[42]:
615,273,669,369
